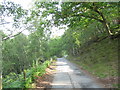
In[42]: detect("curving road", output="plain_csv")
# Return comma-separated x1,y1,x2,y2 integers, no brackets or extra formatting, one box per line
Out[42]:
51,58,105,89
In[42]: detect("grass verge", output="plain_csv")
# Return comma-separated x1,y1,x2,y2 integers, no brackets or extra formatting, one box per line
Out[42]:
67,38,119,88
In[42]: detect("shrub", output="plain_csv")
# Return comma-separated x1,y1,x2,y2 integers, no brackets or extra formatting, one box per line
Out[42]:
3,60,51,88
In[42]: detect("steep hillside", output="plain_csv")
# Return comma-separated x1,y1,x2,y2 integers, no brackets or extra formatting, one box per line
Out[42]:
67,37,119,88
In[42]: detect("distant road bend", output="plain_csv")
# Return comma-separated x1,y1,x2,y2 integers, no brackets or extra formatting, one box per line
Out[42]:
51,58,105,89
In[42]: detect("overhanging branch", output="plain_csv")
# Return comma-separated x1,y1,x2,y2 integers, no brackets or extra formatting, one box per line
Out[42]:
2,24,34,41
2,30,24,41
0,22,11,25
73,14,104,23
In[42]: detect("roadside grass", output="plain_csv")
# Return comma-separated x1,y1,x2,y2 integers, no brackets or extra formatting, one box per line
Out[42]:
71,60,118,78
67,38,118,88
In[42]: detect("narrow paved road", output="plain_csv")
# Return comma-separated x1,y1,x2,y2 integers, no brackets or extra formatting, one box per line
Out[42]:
51,58,104,89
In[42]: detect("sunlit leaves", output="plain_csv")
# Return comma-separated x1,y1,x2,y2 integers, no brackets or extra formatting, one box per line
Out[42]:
0,1,27,21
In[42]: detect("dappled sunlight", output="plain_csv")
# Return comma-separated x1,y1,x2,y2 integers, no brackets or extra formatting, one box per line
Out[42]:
51,58,104,88
57,66,74,72
1,0,118,88
56,61,67,65
51,83,71,85
56,60,74,72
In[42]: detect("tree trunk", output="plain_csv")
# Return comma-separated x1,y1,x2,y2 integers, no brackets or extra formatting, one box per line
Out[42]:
72,47,76,56
102,22,113,37
92,5,113,37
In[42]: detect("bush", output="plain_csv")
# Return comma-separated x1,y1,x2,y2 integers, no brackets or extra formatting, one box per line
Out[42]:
3,60,51,88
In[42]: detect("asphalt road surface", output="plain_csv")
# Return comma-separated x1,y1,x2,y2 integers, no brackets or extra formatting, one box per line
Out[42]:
51,58,105,89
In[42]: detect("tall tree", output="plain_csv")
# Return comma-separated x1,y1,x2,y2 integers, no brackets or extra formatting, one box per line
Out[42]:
53,2,119,36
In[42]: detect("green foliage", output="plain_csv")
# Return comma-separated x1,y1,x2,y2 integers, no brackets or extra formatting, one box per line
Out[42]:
1,1,119,88
3,60,51,88
47,37,63,57
51,2,119,56
2,28,50,75
68,38,118,79
1,1,56,88
0,1,28,28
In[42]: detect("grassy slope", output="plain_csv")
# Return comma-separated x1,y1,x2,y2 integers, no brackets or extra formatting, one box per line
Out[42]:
67,38,118,87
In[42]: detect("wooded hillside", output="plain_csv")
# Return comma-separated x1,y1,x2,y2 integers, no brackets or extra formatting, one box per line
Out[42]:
0,1,119,88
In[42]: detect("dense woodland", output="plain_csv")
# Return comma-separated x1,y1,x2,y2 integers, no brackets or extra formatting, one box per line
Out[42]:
0,1,119,88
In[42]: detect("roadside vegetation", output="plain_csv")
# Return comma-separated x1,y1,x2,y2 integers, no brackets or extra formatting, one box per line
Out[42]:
67,37,118,87
0,1,119,89
3,60,51,88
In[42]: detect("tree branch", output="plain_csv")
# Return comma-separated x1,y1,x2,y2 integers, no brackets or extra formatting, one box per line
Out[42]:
2,30,24,41
0,22,11,25
73,14,104,23
2,24,34,41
